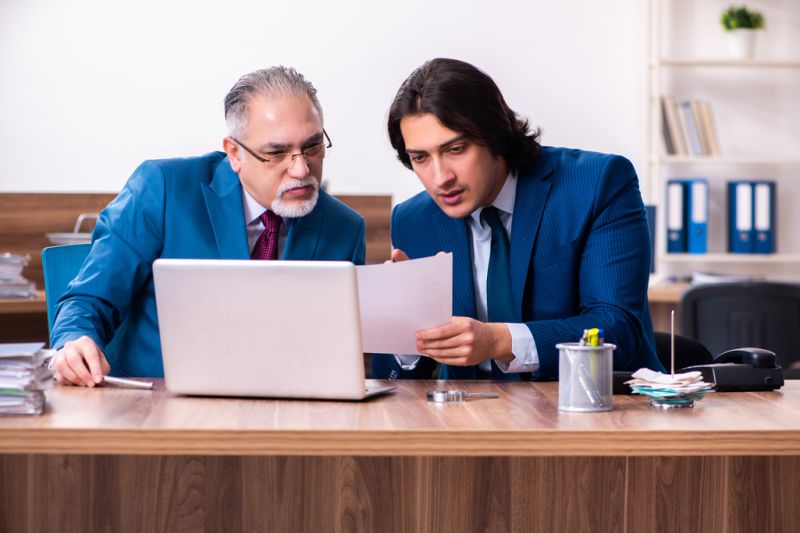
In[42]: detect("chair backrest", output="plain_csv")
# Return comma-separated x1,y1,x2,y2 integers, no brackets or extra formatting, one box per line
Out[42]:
653,331,713,371
41,244,92,333
680,282,800,368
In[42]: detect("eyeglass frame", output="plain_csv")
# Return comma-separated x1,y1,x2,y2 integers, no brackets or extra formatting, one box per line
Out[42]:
232,129,332,167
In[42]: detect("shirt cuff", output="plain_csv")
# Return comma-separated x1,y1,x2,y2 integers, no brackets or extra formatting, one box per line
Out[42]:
394,354,422,371
494,323,539,374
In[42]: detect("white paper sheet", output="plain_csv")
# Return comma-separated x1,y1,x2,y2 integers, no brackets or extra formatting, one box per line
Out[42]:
356,253,452,354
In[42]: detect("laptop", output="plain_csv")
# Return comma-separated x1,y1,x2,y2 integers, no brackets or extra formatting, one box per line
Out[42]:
152,259,395,400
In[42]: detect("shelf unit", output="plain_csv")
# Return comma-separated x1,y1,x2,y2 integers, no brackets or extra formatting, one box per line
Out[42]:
645,0,800,280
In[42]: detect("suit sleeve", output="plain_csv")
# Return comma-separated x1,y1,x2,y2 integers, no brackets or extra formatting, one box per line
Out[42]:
350,218,366,266
526,155,652,379
50,161,166,353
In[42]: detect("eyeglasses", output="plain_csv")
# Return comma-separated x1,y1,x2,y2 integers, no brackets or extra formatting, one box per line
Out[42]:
233,129,332,169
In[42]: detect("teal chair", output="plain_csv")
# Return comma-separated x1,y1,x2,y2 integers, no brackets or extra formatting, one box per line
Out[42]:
42,244,127,360
42,244,92,333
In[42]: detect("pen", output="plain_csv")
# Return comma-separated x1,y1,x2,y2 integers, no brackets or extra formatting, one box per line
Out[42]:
577,362,605,407
103,376,154,390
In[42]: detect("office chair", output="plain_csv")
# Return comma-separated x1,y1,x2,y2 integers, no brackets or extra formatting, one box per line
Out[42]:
653,331,713,371
42,244,127,354
42,244,92,332
680,282,800,375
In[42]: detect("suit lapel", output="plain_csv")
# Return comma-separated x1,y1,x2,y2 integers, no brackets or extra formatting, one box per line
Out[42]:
200,159,249,259
510,156,553,315
282,200,323,260
433,210,476,320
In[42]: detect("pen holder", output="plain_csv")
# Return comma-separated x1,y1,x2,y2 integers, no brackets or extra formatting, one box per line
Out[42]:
556,342,616,412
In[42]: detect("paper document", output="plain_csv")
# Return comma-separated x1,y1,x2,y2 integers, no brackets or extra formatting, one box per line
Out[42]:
356,254,452,354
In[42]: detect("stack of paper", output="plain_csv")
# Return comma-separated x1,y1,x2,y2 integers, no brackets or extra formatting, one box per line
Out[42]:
0,253,36,299
0,343,53,416
626,368,714,400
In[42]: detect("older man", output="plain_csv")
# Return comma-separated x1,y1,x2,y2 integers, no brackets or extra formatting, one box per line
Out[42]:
51,67,365,386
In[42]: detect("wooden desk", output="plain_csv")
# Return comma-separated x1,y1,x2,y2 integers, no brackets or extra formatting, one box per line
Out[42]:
1,380,799,532
0,290,46,315
0,291,49,343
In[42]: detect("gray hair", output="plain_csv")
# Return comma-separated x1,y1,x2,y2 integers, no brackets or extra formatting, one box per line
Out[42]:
224,66,323,138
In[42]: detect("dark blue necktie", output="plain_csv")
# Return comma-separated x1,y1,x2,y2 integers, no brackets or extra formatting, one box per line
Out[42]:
481,206,516,324
478,206,522,381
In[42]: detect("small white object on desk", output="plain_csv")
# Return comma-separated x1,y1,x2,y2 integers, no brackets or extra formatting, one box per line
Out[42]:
103,376,154,390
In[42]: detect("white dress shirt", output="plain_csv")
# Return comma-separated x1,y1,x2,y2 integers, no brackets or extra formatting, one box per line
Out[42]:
241,189,287,255
397,173,539,374
469,174,539,374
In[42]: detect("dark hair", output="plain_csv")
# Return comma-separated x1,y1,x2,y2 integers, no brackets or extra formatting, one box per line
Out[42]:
387,58,541,172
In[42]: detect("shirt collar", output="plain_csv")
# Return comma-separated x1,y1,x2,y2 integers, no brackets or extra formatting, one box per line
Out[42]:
470,171,518,227
241,187,269,226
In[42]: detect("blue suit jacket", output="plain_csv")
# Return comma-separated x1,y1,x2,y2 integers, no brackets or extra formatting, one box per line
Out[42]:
373,147,664,380
51,151,365,377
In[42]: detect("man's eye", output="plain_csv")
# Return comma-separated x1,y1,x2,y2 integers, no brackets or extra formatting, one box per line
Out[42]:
303,144,323,155
410,154,428,163
266,151,288,160
448,144,466,154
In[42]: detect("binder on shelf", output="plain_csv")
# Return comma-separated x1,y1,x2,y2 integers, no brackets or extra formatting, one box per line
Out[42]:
674,101,693,157
753,181,776,254
659,99,675,155
690,100,710,155
680,101,704,156
666,180,687,253
696,101,720,156
687,179,708,254
728,181,754,253
661,96,687,156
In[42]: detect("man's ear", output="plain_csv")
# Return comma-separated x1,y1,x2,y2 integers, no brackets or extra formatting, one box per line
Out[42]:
222,137,241,172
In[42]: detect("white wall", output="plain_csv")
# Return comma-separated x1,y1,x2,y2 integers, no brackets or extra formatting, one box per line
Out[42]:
0,0,649,203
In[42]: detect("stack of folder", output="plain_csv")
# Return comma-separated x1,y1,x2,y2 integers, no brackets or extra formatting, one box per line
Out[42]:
0,343,53,416
728,180,776,254
666,178,708,254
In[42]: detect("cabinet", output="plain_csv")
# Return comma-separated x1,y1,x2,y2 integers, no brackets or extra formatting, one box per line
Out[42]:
644,0,800,281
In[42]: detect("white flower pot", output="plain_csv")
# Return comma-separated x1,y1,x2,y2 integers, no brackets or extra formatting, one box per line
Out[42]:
727,29,757,60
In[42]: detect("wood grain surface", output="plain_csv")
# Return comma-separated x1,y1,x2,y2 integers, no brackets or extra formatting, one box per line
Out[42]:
1,380,799,456
2,381,800,532
1,454,798,533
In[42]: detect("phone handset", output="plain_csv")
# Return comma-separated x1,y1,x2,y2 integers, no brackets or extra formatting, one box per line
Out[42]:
714,348,778,369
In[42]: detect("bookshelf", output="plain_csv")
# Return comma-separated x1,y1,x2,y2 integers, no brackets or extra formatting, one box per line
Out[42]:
645,0,800,281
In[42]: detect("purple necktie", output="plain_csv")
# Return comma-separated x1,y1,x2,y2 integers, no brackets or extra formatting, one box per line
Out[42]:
251,210,281,260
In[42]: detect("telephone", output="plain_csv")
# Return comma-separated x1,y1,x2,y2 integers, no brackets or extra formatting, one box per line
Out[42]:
683,347,784,392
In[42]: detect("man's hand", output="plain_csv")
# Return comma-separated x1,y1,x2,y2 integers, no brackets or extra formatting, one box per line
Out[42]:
416,317,514,367
52,336,110,387
389,248,409,263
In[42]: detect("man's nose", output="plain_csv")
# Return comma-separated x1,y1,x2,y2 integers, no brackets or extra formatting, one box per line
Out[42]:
287,154,310,179
432,158,455,187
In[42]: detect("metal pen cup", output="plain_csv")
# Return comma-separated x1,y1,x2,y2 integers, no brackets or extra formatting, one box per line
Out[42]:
556,342,616,412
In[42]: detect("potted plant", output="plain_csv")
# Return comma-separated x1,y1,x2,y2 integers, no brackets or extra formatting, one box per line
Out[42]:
720,5,766,59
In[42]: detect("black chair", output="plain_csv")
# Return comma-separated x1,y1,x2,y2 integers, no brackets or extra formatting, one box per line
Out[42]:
680,282,800,373
653,331,713,371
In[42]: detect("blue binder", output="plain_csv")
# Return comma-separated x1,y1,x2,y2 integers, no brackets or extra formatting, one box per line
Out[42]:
686,179,708,254
728,181,754,253
666,180,687,253
753,180,776,254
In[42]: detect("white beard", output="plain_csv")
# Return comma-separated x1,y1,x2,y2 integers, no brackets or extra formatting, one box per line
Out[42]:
271,177,320,218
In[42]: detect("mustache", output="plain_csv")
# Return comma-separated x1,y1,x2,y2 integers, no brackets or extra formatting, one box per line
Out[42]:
276,177,319,197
